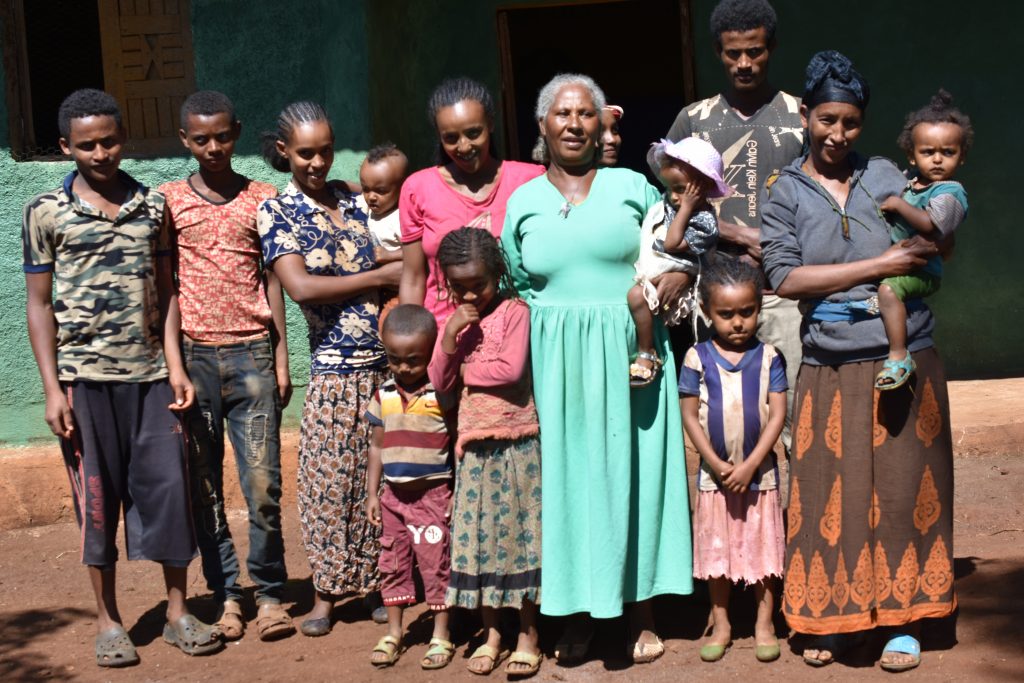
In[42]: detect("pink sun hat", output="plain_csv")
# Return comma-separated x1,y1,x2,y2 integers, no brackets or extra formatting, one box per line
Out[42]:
658,137,734,198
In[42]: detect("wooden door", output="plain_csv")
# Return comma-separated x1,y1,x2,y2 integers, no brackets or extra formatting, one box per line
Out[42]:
98,0,195,156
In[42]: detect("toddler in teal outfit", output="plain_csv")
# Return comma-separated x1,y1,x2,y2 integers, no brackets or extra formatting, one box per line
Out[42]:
876,90,972,390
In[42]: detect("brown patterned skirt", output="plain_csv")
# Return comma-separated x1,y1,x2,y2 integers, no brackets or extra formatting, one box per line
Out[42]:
298,369,386,596
783,347,955,635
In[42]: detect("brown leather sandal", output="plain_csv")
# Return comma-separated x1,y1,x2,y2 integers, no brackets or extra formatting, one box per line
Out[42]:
255,602,295,641
215,601,244,641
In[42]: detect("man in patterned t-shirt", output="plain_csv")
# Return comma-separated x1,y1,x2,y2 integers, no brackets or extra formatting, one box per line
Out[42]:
659,0,803,455
23,89,222,666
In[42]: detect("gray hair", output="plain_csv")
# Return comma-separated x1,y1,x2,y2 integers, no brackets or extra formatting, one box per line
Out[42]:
531,73,607,163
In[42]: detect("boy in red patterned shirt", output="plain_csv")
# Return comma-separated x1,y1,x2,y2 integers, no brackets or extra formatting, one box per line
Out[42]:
160,91,294,642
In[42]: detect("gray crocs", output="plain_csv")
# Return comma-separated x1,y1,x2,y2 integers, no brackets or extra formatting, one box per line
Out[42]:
95,625,139,667
162,614,224,656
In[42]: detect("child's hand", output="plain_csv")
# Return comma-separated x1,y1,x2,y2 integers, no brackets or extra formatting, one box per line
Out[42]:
722,460,756,493
715,461,735,482
366,495,382,527
880,196,904,214
675,182,704,211
446,304,480,338
168,369,195,412
276,366,293,408
43,389,74,439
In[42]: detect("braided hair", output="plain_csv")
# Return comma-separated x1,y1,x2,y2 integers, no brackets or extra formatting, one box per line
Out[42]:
436,227,518,303
427,77,499,165
260,101,332,172
698,253,765,308
896,89,974,156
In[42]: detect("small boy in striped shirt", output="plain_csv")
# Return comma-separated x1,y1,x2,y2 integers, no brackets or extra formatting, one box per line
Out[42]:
365,304,455,669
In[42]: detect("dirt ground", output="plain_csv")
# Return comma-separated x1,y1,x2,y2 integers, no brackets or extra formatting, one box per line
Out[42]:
1,380,1023,682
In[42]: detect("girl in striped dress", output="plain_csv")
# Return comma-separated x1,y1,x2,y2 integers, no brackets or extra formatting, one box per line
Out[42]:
679,256,787,664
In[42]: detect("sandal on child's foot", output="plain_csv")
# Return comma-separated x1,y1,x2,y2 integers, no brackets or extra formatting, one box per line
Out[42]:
371,634,402,667
755,640,781,662
95,626,139,668
699,640,731,662
215,600,244,641
505,650,543,678
467,644,509,675
255,602,295,641
629,351,662,388
875,353,916,391
421,637,455,670
163,614,224,656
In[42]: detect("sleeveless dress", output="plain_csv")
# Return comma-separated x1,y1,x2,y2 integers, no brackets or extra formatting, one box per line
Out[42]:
501,167,693,618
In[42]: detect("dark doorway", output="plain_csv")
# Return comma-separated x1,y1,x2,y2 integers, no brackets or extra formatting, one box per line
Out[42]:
497,0,695,180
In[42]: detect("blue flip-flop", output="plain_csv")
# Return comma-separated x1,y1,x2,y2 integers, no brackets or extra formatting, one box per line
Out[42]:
880,634,921,672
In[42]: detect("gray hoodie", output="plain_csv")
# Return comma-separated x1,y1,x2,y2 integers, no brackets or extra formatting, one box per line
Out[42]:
760,154,935,366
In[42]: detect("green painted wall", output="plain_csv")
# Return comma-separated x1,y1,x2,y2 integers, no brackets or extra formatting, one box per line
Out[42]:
0,0,371,444
366,0,1023,381
4,0,1022,443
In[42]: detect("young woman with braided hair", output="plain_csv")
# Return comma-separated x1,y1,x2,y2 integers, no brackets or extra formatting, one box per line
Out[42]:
257,101,401,636
398,77,544,327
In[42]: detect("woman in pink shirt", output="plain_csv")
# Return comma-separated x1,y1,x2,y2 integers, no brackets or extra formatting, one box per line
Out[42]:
398,77,544,325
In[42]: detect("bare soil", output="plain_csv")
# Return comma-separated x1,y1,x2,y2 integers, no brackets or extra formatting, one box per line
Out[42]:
1,380,1022,682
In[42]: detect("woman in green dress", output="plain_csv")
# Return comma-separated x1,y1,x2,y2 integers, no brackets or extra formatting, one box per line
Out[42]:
501,73,693,665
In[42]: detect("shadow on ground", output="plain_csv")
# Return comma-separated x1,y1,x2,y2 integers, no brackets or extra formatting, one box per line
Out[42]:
0,606,91,680
951,555,1024,680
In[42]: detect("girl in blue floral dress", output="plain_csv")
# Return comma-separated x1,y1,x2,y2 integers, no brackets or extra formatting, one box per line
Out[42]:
257,102,402,636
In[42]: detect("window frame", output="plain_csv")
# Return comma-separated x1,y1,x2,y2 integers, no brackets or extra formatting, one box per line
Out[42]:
2,0,196,160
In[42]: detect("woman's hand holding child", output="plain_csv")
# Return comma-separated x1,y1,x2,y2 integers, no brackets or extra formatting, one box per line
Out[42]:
880,237,936,276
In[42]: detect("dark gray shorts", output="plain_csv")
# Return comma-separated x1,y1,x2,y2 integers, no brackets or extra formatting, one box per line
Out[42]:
61,379,197,567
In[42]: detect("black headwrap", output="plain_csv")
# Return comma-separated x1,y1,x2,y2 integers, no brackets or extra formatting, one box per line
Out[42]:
802,50,870,111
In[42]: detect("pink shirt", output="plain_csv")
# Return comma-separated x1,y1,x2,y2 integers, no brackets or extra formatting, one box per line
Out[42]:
399,160,544,323
161,177,278,342
428,298,538,455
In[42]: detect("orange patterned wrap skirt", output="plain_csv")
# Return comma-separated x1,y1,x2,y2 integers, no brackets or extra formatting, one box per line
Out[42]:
783,347,956,635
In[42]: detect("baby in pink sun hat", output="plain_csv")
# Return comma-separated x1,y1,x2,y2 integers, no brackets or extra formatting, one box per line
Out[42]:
627,137,732,387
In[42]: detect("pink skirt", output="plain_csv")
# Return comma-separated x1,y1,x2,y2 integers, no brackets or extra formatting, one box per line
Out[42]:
693,488,785,584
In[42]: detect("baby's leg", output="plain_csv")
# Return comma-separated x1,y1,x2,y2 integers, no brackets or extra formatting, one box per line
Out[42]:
628,283,656,359
878,282,908,361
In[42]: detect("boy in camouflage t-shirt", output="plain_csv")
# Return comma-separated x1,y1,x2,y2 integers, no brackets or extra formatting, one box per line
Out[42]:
23,89,222,667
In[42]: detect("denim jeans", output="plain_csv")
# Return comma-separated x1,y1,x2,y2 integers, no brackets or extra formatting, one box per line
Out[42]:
185,335,286,603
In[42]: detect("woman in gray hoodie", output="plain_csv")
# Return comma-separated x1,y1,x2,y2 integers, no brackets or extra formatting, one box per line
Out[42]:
761,51,955,674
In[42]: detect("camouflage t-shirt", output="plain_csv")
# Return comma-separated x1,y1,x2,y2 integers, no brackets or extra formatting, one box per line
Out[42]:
22,171,170,382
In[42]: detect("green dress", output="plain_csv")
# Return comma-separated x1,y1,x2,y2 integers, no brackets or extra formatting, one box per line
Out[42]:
501,167,693,618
